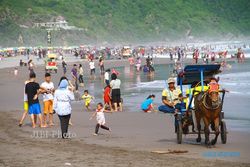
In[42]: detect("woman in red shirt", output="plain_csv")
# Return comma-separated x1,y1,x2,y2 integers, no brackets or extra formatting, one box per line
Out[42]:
103,85,112,111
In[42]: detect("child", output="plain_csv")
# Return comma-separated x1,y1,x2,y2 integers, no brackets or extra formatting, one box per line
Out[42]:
141,94,156,113
90,103,112,135
103,85,112,111
14,67,18,76
82,90,94,111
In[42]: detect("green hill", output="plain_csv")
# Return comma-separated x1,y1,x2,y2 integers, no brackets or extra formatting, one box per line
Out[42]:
0,0,250,47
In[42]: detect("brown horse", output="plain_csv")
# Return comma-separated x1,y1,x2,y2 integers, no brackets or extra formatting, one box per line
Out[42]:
194,91,222,147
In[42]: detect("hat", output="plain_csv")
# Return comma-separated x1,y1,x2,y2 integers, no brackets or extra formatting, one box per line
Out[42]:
167,77,175,84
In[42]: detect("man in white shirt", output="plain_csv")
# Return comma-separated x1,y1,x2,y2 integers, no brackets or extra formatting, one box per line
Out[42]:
40,73,55,126
104,69,110,86
89,60,95,75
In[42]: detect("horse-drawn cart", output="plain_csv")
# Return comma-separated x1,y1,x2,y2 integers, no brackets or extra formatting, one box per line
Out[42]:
175,64,227,146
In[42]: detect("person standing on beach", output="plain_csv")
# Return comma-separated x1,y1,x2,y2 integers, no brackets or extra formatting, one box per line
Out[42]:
78,64,84,87
110,73,122,112
40,73,55,127
90,103,112,136
25,72,45,128
103,85,112,111
71,64,78,91
99,58,105,75
104,69,110,86
19,79,31,127
89,59,95,75
54,79,75,138
28,59,34,74
62,59,67,75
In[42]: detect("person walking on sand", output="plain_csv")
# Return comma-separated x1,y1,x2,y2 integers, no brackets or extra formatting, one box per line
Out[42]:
25,72,46,128
54,79,75,139
71,64,78,91
58,76,75,125
62,59,67,75
99,58,105,75
89,59,96,75
40,73,55,127
78,64,84,87
19,79,31,127
110,73,122,112
90,103,112,136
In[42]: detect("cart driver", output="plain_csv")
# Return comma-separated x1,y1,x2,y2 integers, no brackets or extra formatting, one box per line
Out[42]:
159,77,185,114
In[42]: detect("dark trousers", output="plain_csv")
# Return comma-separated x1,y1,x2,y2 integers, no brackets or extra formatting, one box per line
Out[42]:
95,124,109,134
90,69,95,75
79,75,84,83
58,114,71,138
74,79,78,91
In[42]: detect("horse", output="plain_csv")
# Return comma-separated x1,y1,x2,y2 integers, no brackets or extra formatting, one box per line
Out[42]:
194,90,222,147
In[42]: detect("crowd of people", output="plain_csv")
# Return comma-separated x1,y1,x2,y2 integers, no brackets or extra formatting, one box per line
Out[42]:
14,42,248,139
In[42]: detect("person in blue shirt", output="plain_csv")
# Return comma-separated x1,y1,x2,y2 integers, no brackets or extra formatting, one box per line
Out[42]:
141,94,156,113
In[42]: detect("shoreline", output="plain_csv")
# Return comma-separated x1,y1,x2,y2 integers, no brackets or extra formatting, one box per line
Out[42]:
0,56,250,166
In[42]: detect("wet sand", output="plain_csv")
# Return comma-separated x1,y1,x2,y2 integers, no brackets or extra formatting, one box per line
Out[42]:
0,58,250,166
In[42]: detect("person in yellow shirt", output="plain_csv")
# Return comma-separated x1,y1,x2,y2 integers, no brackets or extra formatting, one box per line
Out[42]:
82,90,94,111
158,77,184,113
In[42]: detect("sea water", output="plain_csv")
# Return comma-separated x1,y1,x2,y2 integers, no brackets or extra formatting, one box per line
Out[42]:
81,58,250,133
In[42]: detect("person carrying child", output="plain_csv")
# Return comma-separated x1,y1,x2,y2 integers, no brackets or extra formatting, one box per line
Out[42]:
90,103,112,136
82,90,94,111
141,94,156,113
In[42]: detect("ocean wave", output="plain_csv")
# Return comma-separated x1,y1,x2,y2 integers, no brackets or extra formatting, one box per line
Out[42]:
128,80,167,89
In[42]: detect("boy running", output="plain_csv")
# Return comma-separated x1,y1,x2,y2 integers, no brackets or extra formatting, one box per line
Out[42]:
82,90,94,111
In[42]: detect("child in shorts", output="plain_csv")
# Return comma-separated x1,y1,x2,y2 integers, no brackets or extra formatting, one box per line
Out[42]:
82,90,94,111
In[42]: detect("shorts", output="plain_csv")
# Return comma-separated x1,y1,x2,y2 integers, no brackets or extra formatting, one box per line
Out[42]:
24,101,29,112
43,100,53,114
111,89,121,103
142,104,152,113
85,100,91,107
28,103,41,115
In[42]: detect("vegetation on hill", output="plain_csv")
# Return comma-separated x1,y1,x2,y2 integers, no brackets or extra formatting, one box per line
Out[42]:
0,0,249,46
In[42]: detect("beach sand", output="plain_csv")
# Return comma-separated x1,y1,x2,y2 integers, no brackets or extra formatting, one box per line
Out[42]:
0,58,249,166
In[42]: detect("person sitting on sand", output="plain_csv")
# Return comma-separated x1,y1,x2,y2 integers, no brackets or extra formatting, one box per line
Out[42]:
25,72,46,128
141,94,156,113
90,103,112,136
82,90,94,111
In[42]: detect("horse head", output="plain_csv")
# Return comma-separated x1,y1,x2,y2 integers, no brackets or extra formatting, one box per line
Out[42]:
207,91,221,109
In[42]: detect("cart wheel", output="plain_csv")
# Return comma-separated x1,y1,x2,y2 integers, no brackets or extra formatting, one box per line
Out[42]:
177,119,183,144
221,121,227,144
